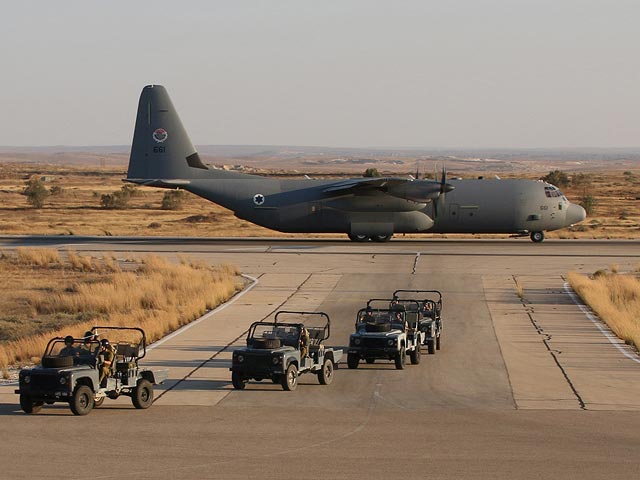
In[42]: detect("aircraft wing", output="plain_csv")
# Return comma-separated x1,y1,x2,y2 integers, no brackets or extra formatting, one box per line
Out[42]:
322,177,407,194
322,177,451,203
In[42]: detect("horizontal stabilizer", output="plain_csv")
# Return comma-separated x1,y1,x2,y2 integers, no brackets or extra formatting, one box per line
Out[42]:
124,178,191,188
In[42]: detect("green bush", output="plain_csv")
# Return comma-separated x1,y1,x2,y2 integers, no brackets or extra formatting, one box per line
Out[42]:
23,177,49,208
161,190,186,210
542,170,570,187
579,195,597,215
571,172,592,187
100,185,135,209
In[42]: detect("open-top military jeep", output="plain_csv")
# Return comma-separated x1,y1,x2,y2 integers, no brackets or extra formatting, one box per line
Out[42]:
393,289,443,354
230,311,343,391
16,326,169,415
347,299,422,370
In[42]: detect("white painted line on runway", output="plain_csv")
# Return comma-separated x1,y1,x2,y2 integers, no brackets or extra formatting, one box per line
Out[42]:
148,274,259,351
564,282,640,365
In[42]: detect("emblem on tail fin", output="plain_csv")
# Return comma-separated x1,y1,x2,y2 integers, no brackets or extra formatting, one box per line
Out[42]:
152,128,168,143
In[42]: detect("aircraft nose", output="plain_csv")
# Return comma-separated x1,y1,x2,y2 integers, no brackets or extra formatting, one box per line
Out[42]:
566,203,586,225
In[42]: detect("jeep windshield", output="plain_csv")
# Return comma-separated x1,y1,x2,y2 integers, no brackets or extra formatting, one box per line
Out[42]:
356,310,406,332
44,338,100,365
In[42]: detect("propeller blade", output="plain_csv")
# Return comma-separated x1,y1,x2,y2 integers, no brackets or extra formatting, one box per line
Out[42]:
440,166,447,193
434,165,451,217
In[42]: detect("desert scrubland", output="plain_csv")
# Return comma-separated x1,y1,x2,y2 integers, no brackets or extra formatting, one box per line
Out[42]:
0,151,639,239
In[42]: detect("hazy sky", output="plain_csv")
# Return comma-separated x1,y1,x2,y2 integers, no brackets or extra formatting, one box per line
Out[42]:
1,0,638,148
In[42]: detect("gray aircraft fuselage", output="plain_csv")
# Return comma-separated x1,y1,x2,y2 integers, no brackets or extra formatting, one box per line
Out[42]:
126,85,586,242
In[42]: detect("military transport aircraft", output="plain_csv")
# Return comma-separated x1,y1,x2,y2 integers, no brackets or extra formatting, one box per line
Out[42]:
125,85,586,242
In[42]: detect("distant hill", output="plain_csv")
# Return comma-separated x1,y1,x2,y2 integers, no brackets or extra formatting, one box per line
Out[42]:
1,145,639,173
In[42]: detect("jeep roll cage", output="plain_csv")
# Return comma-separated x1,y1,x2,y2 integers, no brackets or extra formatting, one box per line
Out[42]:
90,326,147,360
392,289,443,313
274,311,331,342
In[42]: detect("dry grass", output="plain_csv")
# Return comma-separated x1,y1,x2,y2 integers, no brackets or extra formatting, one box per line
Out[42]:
16,248,62,267
0,249,243,368
514,278,524,299
568,271,640,351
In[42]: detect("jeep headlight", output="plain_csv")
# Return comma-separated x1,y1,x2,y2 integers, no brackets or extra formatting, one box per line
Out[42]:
354,338,361,345
24,375,31,384
272,355,282,365
237,354,244,363
59,377,67,385
387,339,394,346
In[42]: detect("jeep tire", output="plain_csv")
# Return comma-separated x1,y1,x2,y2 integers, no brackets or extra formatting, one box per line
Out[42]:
395,347,406,370
436,334,441,350
41,355,73,368
94,396,105,408
281,363,298,391
20,394,43,414
427,338,436,354
347,353,359,369
132,379,153,409
318,358,334,385
70,385,94,416
232,372,247,390
410,343,421,365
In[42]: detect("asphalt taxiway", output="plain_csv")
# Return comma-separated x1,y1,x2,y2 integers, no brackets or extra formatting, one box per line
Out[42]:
0,237,639,479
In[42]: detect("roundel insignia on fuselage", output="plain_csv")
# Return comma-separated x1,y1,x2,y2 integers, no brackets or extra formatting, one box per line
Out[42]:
253,194,265,206
152,128,168,143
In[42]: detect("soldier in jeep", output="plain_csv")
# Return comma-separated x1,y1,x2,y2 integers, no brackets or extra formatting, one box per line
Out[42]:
99,339,115,385
59,336,78,357
300,326,310,358
421,301,434,317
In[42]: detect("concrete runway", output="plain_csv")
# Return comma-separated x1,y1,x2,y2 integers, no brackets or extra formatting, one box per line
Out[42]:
1,237,639,479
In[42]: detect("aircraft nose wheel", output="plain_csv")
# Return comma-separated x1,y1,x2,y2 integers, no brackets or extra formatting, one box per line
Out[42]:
530,231,544,243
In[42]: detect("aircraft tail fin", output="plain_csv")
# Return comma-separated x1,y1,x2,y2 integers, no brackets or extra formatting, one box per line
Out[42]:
127,85,217,183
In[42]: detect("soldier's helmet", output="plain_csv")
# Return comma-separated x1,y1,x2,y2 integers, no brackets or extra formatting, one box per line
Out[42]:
64,335,74,345
83,331,95,343
100,339,110,348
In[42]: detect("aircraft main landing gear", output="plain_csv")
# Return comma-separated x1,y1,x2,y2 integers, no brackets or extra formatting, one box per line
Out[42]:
348,234,369,242
347,234,393,242
371,234,392,242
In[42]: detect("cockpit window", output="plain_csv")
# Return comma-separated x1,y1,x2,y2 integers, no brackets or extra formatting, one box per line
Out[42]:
544,185,563,198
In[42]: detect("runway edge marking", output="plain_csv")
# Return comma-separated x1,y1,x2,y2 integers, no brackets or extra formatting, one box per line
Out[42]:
148,274,259,351
563,282,640,365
